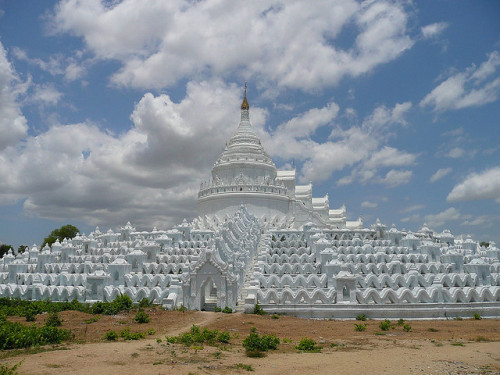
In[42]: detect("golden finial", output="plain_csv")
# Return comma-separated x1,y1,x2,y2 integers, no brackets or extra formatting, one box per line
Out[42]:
241,82,249,110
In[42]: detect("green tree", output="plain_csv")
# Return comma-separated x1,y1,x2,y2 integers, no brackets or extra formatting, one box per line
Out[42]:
480,242,489,248
0,244,13,258
17,245,28,254
42,225,80,248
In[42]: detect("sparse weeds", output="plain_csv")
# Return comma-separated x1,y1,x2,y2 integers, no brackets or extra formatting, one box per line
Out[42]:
235,363,254,371
356,314,367,321
472,312,482,320
354,323,367,332
253,304,267,315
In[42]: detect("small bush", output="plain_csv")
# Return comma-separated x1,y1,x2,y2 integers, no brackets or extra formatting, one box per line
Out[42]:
354,323,367,332
473,312,482,320
379,319,392,331
242,328,280,356
138,298,153,308
134,309,150,324
397,318,405,326
214,306,222,312
217,331,231,343
403,323,411,332
356,314,367,321
120,327,146,340
105,330,118,341
45,312,62,327
222,306,233,314
176,304,187,312
85,315,99,324
271,314,279,319
253,304,267,315
147,328,156,335
296,337,321,352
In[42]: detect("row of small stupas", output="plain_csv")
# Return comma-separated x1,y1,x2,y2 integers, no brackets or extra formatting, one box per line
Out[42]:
1,88,498,318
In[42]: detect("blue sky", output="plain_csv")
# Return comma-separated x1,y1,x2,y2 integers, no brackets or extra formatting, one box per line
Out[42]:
0,0,499,248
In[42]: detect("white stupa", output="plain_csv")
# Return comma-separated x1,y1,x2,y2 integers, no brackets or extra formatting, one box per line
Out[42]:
0,87,499,318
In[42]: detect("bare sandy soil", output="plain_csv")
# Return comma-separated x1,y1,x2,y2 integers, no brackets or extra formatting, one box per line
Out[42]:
1,309,499,375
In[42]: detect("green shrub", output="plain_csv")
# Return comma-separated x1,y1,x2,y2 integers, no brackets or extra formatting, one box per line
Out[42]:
119,327,145,340
85,315,99,324
105,330,118,341
403,323,412,332
354,323,367,332
473,312,482,320
222,306,233,314
217,331,231,343
0,320,70,349
176,304,187,312
147,328,156,335
356,314,366,321
271,314,279,319
397,318,405,326
296,337,321,352
45,312,62,327
242,328,280,356
214,306,222,312
138,298,153,308
379,319,392,331
253,304,267,315
134,309,150,324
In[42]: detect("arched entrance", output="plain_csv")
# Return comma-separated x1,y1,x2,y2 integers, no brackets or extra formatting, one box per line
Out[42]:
200,278,218,311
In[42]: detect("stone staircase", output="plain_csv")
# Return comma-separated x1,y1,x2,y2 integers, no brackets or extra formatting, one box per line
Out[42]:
235,238,263,311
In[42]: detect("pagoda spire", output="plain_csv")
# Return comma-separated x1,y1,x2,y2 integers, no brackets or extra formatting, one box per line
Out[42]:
241,82,249,110
240,82,250,122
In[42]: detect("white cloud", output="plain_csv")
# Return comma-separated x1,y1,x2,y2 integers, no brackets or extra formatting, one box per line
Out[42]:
0,80,244,227
430,167,452,183
401,204,424,213
424,207,461,228
50,0,414,91
361,201,378,209
447,167,500,203
31,84,63,106
0,42,28,151
421,22,448,39
420,51,500,111
376,169,412,187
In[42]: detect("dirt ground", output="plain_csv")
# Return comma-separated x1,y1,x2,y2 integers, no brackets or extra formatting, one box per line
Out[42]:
1,309,500,375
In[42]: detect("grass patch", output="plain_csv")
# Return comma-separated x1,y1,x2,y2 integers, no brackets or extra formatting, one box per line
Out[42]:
0,320,70,349
475,336,489,342
252,304,267,316
451,342,465,347
84,315,99,324
234,363,254,371
428,328,439,332
356,314,367,321
165,325,231,346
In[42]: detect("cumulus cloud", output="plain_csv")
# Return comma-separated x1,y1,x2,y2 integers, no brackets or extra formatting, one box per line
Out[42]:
421,22,448,39
424,207,461,228
31,84,63,106
420,51,500,111
50,0,414,91
361,201,378,209
447,167,500,203
400,204,424,213
430,167,452,183
0,42,28,151
0,80,246,227
376,169,412,187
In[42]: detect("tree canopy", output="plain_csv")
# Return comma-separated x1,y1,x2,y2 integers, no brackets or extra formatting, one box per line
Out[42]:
42,225,80,248
0,244,13,258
